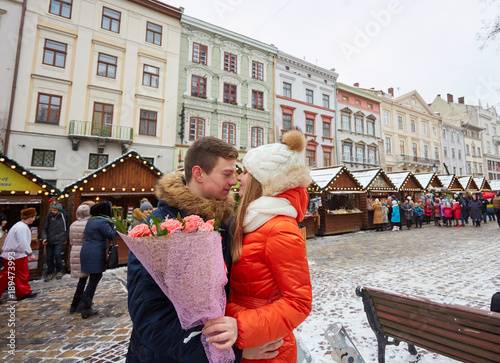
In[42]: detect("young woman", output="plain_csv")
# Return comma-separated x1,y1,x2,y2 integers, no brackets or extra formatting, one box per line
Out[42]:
214,130,312,362
391,200,401,231
470,194,483,227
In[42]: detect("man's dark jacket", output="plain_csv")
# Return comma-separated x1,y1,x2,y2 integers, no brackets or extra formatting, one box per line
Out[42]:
126,172,241,362
41,211,70,244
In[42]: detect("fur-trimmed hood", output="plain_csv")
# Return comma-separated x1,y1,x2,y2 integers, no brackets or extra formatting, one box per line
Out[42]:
155,172,235,224
132,208,146,221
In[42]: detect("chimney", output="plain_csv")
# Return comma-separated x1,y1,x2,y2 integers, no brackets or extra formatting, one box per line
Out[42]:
447,93,454,103
458,97,465,104
388,87,394,96
437,94,441,98
353,82,359,87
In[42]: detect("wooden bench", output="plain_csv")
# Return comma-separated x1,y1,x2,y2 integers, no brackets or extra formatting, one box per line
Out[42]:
356,286,500,363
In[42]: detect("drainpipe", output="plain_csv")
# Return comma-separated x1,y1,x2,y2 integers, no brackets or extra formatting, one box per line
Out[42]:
333,79,340,164
4,0,26,154
272,53,277,142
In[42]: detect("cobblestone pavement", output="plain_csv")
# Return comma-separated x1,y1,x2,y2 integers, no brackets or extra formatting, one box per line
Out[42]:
1,221,499,362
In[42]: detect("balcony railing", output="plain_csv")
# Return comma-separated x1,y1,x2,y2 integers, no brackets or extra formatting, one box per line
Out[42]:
343,157,379,166
68,120,133,142
493,135,500,143
398,154,439,166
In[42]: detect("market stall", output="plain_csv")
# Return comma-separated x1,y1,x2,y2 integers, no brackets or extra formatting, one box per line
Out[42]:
437,175,464,195
60,150,163,265
473,177,491,192
457,176,480,193
0,152,61,280
490,180,500,192
350,168,397,229
414,173,444,192
309,166,365,236
386,171,425,202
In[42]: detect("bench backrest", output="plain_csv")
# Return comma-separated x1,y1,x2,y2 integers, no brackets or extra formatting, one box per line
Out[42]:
359,286,500,363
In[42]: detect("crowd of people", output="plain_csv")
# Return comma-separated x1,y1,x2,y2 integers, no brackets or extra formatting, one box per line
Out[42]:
371,192,500,231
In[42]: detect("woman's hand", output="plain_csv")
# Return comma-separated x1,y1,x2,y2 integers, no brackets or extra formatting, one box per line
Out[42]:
243,338,284,360
203,317,238,351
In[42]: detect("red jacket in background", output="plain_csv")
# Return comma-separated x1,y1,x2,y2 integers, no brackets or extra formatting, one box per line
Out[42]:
452,202,462,219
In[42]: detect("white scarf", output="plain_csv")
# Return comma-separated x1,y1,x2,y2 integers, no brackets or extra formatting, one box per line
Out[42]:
243,196,297,233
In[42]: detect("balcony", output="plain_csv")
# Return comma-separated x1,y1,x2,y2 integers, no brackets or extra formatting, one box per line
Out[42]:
68,120,133,152
397,154,439,167
342,157,379,168
493,135,500,144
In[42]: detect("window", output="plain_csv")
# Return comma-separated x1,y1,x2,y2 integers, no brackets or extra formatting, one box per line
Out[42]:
252,61,263,80
450,131,454,141
467,162,472,174
398,115,403,129
139,109,157,136
479,164,483,174
387,167,393,172
222,122,236,144
459,167,463,175
342,95,349,102
410,119,415,132
192,43,208,64
453,166,457,174
385,137,391,154
36,93,62,124
495,144,499,155
306,118,314,134
143,157,154,165
322,94,330,108
367,103,373,110
343,143,352,162
487,141,491,153
146,22,162,46
89,153,108,169
191,75,207,98
422,123,427,135
383,111,389,126
283,114,292,130
494,126,497,136
342,115,350,131
443,147,448,157
424,145,429,158
485,124,489,135
356,146,364,163
355,117,363,134
97,53,117,78
435,147,439,160
43,39,67,68
49,0,72,18
367,121,374,136
251,127,263,148
412,143,417,159
143,65,159,88
466,145,470,155
478,147,481,157
251,90,263,109
32,149,55,167
368,149,376,164
283,82,292,98
224,52,237,73
189,117,205,140
323,121,330,138
323,151,331,167
355,99,361,106
456,132,460,142
458,150,462,159
306,150,315,167
92,102,113,137
452,148,455,159
433,126,437,138
101,7,121,33
223,83,237,104
399,140,405,155
306,89,314,104
442,129,446,140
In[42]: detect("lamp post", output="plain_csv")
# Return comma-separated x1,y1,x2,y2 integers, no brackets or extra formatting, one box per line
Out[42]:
432,162,438,173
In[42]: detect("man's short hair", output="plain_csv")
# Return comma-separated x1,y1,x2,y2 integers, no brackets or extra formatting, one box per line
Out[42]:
184,136,238,182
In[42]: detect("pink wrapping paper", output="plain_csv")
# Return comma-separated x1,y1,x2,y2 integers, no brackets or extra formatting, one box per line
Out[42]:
119,231,234,363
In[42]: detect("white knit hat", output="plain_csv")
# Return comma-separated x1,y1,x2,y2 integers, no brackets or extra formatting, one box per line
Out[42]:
243,130,311,196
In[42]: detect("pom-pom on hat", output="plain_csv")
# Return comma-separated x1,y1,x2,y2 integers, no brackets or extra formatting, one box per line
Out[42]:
21,208,37,219
243,129,311,197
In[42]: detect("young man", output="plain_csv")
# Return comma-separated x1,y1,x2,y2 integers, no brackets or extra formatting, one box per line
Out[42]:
41,203,70,280
0,208,38,302
127,137,255,361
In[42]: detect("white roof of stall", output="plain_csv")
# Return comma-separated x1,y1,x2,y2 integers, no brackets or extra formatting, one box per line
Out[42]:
386,172,411,190
489,180,500,191
310,166,343,190
414,173,434,189
350,169,379,189
437,175,461,189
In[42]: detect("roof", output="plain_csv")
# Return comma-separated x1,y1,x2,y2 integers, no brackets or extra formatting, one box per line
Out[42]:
437,175,464,191
61,150,163,194
0,152,61,195
309,166,363,191
350,168,397,191
385,171,424,191
457,176,479,191
490,180,500,191
473,177,491,191
310,166,343,190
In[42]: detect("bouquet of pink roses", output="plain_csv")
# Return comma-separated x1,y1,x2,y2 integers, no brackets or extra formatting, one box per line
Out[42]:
118,214,234,363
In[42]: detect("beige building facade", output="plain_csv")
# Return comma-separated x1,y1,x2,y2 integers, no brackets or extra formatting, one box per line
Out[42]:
5,0,182,187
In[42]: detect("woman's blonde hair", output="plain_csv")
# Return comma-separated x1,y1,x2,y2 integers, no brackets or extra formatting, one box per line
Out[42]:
231,173,262,263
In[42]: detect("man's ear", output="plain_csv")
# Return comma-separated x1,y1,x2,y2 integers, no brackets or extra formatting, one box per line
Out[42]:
192,166,204,183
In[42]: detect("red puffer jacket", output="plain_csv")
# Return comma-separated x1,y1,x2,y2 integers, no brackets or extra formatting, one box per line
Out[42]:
226,187,312,362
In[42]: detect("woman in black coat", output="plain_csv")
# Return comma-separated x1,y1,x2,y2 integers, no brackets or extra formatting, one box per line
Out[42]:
79,201,117,318
470,194,483,227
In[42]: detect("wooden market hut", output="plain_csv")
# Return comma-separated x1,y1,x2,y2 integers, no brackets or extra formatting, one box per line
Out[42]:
350,168,397,229
457,176,480,192
473,177,492,191
437,175,464,193
414,173,444,192
309,166,365,236
60,150,163,265
386,171,425,201
490,180,500,192
0,152,61,280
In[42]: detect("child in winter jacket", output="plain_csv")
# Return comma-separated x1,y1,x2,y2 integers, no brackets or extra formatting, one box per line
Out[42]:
424,202,433,224
413,203,424,228
452,200,462,227
442,202,453,226
433,198,442,226
381,202,389,230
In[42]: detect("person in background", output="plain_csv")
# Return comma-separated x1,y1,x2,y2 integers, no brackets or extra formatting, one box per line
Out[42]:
493,192,500,228
79,201,117,319
433,198,442,226
372,198,384,232
452,199,462,227
458,194,470,225
479,195,488,224
442,201,453,227
381,202,389,231
391,200,400,231
486,199,496,222
68,201,95,314
470,194,483,227
0,214,7,238
129,201,154,229
413,203,423,228
424,201,433,225
42,203,70,281
401,198,413,230
0,208,38,302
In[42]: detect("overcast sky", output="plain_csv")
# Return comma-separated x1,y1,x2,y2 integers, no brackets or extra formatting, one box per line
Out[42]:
167,0,500,110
